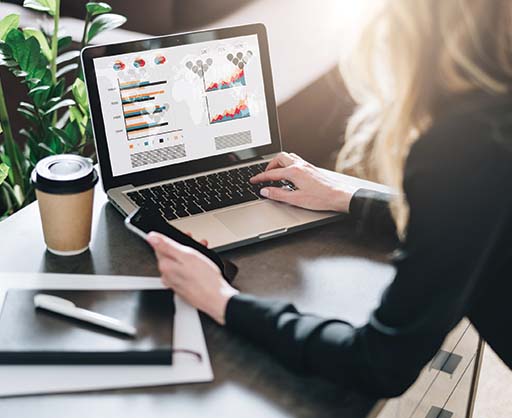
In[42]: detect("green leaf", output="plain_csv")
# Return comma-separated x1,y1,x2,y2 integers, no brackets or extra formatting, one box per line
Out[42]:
69,105,82,122
12,69,28,78
0,42,13,58
0,163,8,186
17,107,38,124
86,2,112,16
56,62,78,78
22,28,51,61
19,101,36,112
64,120,82,147
5,29,48,82
57,35,72,51
46,96,62,107
0,14,19,41
51,78,65,98
0,180,23,213
56,50,80,65
12,184,24,206
86,13,126,43
71,78,88,112
49,126,72,144
69,105,87,135
0,59,18,68
43,98,76,115
24,77,42,85
37,142,56,155
31,85,51,108
0,153,11,170
19,128,36,142
23,0,57,16
28,85,50,95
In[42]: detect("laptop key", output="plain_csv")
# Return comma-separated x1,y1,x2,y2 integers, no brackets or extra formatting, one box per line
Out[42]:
126,161,285,218
162,208,178,221
127,191,145,205
186,203,203,215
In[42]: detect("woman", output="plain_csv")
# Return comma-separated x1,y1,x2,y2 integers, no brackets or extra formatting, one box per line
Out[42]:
148,0,512,396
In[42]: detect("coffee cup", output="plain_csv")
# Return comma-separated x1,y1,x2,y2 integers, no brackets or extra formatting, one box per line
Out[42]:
31,155,99,256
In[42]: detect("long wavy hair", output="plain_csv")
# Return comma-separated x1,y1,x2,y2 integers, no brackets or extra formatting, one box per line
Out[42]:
337,0,512,236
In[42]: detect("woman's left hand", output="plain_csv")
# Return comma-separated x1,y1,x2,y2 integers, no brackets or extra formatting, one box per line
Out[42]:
147,232,239,325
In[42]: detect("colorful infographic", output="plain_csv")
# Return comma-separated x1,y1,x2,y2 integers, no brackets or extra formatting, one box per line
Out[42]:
118,78,173,140
210,97,250,124
93,34,271,176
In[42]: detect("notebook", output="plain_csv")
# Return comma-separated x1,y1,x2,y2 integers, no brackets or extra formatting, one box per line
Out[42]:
0,289,174,365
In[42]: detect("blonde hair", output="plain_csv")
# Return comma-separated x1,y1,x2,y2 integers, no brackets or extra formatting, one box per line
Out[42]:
337,0,512,237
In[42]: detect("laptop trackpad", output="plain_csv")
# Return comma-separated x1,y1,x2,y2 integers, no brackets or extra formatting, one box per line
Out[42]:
214,202,299,237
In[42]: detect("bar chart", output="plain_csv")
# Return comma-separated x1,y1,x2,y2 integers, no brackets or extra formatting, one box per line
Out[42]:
118,79,173,140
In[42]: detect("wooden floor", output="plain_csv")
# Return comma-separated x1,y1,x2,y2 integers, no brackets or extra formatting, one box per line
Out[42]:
473,345,512,417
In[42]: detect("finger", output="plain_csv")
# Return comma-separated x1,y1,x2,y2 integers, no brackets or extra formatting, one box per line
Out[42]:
250,167,295,184
265,152,295,171
147,232,187,260
288,153,304,162
185,232,208,247
260,187,302,205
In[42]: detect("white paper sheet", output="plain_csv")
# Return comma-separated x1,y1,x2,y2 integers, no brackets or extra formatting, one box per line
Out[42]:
0,273,213,397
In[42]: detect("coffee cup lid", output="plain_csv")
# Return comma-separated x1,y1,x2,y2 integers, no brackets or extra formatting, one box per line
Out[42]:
31,155,99,195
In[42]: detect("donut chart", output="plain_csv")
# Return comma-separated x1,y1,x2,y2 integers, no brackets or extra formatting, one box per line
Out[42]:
113,60,125,71
133,57,146,68
154,55,166,65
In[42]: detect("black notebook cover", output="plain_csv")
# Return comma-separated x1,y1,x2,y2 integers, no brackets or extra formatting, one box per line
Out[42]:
0,289,175,365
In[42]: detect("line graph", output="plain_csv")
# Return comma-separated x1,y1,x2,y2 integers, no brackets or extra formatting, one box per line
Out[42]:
210,97,250,124
205,67,246,92
184,49,254,126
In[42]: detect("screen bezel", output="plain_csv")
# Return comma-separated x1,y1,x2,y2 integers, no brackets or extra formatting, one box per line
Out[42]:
81,24,281,191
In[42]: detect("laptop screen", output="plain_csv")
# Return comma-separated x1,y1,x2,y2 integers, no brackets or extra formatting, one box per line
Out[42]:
92,34,271,177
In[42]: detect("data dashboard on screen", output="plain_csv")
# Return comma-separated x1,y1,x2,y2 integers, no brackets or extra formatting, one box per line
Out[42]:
93,34,271,177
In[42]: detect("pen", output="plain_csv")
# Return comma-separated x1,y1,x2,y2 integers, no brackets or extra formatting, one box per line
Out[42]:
34,294,137,337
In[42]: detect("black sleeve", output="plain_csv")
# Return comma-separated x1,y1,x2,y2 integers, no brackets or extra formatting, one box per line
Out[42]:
225,122,509,397
349,188,397,238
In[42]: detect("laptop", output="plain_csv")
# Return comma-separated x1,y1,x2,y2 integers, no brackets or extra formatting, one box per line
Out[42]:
81,24,342,251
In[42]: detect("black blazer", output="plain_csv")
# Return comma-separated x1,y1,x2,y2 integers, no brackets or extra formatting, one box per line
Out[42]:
225,92,512,397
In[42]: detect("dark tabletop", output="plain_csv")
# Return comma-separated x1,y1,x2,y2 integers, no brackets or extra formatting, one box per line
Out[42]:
0,187,395,418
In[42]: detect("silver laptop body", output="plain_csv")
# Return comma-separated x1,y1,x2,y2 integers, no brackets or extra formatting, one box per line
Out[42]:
82,24,341,252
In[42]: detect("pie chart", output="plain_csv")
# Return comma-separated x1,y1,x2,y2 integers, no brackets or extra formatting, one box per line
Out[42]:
113,60,125,71
154,55,166,65
133,57,146,68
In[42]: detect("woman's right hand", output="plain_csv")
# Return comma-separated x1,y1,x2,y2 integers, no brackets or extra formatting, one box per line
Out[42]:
250,152,358,213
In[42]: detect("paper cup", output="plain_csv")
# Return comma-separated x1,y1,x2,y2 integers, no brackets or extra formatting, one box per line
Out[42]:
31,155,99,256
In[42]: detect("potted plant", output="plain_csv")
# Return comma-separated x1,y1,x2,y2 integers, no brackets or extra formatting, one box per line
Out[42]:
0,1,127,218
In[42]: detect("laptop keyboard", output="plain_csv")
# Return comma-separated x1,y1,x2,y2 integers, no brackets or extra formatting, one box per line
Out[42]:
126,162,295,221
